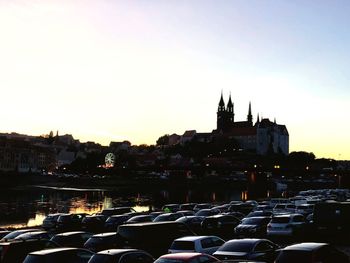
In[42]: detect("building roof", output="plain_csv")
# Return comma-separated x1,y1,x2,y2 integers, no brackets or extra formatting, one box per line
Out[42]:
183,130,196,137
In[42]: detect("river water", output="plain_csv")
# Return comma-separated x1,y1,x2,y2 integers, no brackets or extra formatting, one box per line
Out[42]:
0,185,278,229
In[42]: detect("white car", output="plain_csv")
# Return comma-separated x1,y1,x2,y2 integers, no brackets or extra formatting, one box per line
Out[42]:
272,203,296,214
267,214,305,237
168,235,225,255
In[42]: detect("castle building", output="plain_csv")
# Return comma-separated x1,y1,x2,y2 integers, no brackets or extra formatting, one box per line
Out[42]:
215,93,289,155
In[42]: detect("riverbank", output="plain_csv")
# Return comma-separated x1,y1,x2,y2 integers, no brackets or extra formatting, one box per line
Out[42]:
1,173,250,192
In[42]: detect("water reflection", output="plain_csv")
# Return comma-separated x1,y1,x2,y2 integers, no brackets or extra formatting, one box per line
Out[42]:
0,186,280,229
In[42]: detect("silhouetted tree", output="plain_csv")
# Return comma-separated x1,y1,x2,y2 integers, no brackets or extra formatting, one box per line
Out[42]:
156,134,169,146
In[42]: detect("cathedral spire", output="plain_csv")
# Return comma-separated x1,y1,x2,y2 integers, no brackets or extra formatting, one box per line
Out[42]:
257,113,260,123
227,92,233,107
226,92,234,123
247,101,253,125
218,91,225,112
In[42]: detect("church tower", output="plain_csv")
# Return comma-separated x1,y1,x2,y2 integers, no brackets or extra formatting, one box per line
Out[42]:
217,92,226,131
227,93,234,124
247,101,253,126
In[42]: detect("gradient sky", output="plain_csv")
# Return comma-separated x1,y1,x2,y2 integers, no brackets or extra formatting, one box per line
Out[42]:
0,0,349,160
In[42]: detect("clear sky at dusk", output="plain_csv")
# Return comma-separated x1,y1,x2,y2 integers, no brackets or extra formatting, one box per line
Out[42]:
0,0,349,160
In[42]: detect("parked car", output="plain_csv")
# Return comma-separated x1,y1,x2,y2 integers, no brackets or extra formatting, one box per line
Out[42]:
56,213,87,232
213,238,279,262
23,247,94,263
104,214,131,231
169,236,225,255
100,207,136,218
177,210,195,216
176,216,205,234
0,231,11,239
117,221,195,257
295,204,314,216
274,242,349,263
222,211,246,220
201,215,241,239
81,215,106,233
153,212,183,222
0,229,41,241
0,238,59,263
246,211,273,218
15,231,51,240
272,204,296,214
126,215,154,224
180,203,197,211
193,203,213,212
234,216,271,238
42,213,64,230
267,214,305,238
154,252,220,263
195,208,220,217
50,231,93,247
87,248,154,263
313,201,350,238
84,232,123,252
228,203,255,215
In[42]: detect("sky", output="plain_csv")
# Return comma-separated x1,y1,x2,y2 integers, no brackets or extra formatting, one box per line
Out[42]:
0,0,349,160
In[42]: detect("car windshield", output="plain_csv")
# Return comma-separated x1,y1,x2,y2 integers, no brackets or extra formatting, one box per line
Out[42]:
218,241,254,252
242,217,264,225
271,217,290,223
276,250,312,263
106,216,127,223
88,254,115,263
170,241,195,250
23,255,46,263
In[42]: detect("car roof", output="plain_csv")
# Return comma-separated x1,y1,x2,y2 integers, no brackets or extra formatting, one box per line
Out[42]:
283,243,328,251
97,248,141,255
54,231,88,236
226,238,265,245
29,247,81,255
174,236,218,242
272,213,302,218
92,232,116,237
160,252,203,259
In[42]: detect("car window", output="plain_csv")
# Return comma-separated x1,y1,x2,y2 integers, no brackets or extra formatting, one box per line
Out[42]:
120,252,154,263
171,240,195,250
211,237,224,246
293,216,304,222
201,238,213,248
271,217,289,223
73,250,93,263
81,233,92,240
254,241,274,252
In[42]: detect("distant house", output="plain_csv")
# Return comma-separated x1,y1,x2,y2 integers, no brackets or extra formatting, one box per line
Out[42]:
0,137,55,172
109,141,131,152
195,133,213,143
57,149,76,167
180,130,197,145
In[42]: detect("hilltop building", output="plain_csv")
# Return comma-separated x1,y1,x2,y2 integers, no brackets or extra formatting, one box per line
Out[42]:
214,93,289,155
